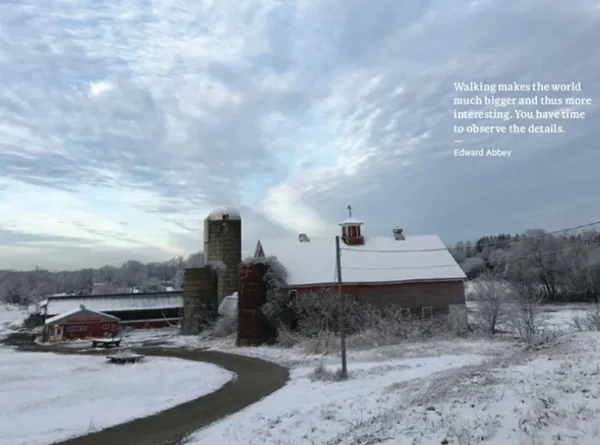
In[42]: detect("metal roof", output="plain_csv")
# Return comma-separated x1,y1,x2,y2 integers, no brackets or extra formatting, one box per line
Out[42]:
45,308,120,325
44,291,183,316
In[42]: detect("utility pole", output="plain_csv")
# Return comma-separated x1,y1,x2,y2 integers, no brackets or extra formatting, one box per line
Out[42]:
335,235,348,379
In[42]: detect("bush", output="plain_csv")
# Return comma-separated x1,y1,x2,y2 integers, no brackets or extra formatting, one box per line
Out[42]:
570,305,600,332
209,314,238,338
309,358,348,381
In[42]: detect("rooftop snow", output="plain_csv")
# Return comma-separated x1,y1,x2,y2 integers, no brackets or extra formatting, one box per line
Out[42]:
45,292,183,316
207,206,241,220
339,217,364,225
256,235,466,286
45,308,119,325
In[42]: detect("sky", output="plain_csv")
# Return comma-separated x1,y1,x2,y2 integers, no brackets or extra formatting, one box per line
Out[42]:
0,0,599,271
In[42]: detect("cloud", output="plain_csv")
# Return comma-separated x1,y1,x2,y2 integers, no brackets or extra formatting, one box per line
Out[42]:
0,0,598,270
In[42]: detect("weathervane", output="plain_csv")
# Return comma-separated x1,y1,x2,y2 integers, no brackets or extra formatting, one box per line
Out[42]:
347,205,352,218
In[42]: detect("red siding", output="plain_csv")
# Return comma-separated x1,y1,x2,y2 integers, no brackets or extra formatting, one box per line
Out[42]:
290,280,465,313
121,319,179,328
62,321,119,340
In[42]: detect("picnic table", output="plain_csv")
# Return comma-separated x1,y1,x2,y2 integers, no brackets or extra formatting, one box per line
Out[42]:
106,353,145,365
91,337,121,348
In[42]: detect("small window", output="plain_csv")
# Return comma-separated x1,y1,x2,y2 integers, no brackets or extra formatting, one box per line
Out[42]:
102,324,110,330
222,214,229,220
288,290,298,300
400,308,411,319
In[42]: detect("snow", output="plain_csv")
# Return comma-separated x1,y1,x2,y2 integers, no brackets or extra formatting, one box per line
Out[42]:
180,333,599,445
0,347,233,445
7,299,600,445
115,313,600,445
207,207,241,220
257,235,465,286
218,292,238,317
339,217,364,225
44,307,118,325
0,304,27,340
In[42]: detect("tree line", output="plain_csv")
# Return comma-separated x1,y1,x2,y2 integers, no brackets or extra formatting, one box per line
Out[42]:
449,228,600,302
0,252,205,305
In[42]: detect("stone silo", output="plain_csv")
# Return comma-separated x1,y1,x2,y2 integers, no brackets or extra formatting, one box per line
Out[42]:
181,266,218,335
204,207,242,304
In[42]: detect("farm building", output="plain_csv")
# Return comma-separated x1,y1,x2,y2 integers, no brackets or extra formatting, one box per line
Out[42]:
35,291,184,328
43,305,119,342
253,216,467,317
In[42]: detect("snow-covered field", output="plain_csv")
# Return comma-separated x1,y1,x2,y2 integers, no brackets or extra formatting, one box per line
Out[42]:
118,310,600,445
4,302,600,445
0,305,234,445
0,304,27,340
179,332,599,445
0,348,233,445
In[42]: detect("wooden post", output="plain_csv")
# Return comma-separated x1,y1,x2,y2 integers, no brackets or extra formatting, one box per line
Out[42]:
335,235,348,379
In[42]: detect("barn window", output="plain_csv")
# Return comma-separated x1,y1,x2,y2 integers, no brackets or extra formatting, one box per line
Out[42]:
288,290,297,301
421,307,433,319
400,308,411,320
102,324,110,330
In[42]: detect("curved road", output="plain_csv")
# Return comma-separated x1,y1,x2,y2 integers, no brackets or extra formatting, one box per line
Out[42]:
10,340,289,445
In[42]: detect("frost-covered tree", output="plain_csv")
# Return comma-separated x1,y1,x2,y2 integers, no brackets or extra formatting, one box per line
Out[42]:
470,271,511,334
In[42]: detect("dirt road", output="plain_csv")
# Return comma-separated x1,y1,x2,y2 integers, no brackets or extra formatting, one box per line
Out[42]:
8,340,289,445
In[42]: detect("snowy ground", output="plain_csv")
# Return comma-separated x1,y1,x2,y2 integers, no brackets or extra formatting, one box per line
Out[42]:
0,304,27,340
4,302,600,445
179,332,599,445
0,348,233,445
0,304,234,445
118,307,600,445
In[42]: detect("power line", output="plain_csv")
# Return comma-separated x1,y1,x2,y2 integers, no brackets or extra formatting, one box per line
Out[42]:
340,220,600,254
343,239,600,271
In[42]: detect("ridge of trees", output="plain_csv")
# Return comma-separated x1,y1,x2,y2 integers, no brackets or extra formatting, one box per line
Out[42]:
0,252,205,305
449,228,600,302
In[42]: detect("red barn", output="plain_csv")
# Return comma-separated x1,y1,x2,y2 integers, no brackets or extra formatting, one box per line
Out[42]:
43,305,120,342
254,216,467,318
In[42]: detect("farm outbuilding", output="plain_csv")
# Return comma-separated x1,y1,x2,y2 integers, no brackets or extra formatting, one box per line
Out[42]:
253,215,467,317
36,291,184,328
43,305,120,343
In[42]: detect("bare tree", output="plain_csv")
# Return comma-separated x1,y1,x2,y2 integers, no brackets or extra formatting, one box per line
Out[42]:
506,229,564,301
470,271,510,335
505,264,547,344
185,252,205,267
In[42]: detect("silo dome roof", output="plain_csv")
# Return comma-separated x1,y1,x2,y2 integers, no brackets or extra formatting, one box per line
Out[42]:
207,207,241,220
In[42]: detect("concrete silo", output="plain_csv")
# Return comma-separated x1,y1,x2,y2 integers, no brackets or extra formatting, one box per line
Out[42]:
203,207,242,305
181,266,218,335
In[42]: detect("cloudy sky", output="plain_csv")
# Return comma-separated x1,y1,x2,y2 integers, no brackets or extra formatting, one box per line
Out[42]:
1,0,599,270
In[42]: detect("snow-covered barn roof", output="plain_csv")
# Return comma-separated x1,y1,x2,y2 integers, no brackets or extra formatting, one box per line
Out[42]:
256,235,466,286
44,291,183,317
45,307,119,325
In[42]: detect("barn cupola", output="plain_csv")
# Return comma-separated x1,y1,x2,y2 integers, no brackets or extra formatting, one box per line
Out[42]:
339,205,365,246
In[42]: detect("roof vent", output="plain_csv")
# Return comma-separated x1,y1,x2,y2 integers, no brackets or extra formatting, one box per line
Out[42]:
393,228,405,240
79,304,86,310
299,233,310,242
